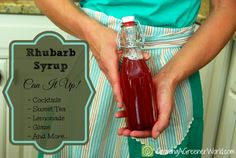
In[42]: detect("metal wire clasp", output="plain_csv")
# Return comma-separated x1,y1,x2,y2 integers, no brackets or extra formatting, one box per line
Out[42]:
116,19,145,50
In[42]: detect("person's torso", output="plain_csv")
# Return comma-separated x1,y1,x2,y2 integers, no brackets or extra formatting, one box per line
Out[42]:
79,0,201,28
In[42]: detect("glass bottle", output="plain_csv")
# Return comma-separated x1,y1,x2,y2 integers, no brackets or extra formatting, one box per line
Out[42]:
118,16,158,130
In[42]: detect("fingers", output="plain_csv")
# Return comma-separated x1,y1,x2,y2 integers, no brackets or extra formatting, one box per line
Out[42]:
115,110,126,118
103,52,123,107
118,127,131,136
143,52,150,61
152,78,174,139
102,67,122,106
116,111,152,138
109,74,123,107
152,114,171,139
89,28,124,107
130,130,152,138
117,102,123,108
118,128,151,138
117,49,123,59
106,70,123,108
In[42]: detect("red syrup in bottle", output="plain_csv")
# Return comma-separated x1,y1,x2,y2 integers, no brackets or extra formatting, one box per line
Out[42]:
119,16,158,130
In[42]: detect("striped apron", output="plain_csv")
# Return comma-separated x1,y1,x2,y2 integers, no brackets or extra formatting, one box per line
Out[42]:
40,8,203,158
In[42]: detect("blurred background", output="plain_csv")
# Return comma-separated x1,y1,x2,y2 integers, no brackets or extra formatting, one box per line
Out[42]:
0,0,235,158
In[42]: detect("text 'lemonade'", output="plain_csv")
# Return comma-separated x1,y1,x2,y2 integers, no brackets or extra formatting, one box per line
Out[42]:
118,16,158,130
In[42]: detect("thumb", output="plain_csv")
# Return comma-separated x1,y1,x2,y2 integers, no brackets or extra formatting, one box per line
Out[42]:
152,81,174,139
152,113,171,139
143,52,150,61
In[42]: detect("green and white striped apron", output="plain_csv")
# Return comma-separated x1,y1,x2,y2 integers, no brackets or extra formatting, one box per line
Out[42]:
39,8,203,158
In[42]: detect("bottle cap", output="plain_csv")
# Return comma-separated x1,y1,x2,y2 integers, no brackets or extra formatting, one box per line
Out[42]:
121,16,135,23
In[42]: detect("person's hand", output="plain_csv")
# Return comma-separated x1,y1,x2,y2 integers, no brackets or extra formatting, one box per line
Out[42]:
116,68,177,139
85,23,123,106
85,22,151,107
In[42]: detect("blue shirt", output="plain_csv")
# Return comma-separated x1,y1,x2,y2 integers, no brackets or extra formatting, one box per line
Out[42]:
80,0,201,27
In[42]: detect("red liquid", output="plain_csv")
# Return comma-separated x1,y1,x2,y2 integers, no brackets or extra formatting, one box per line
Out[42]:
120,57,158,130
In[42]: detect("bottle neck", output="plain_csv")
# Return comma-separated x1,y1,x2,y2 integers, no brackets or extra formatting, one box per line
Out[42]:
123,48,143,60
121,22,143,60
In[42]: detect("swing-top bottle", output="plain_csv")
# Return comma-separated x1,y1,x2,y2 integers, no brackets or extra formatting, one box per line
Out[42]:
118,16,158,130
